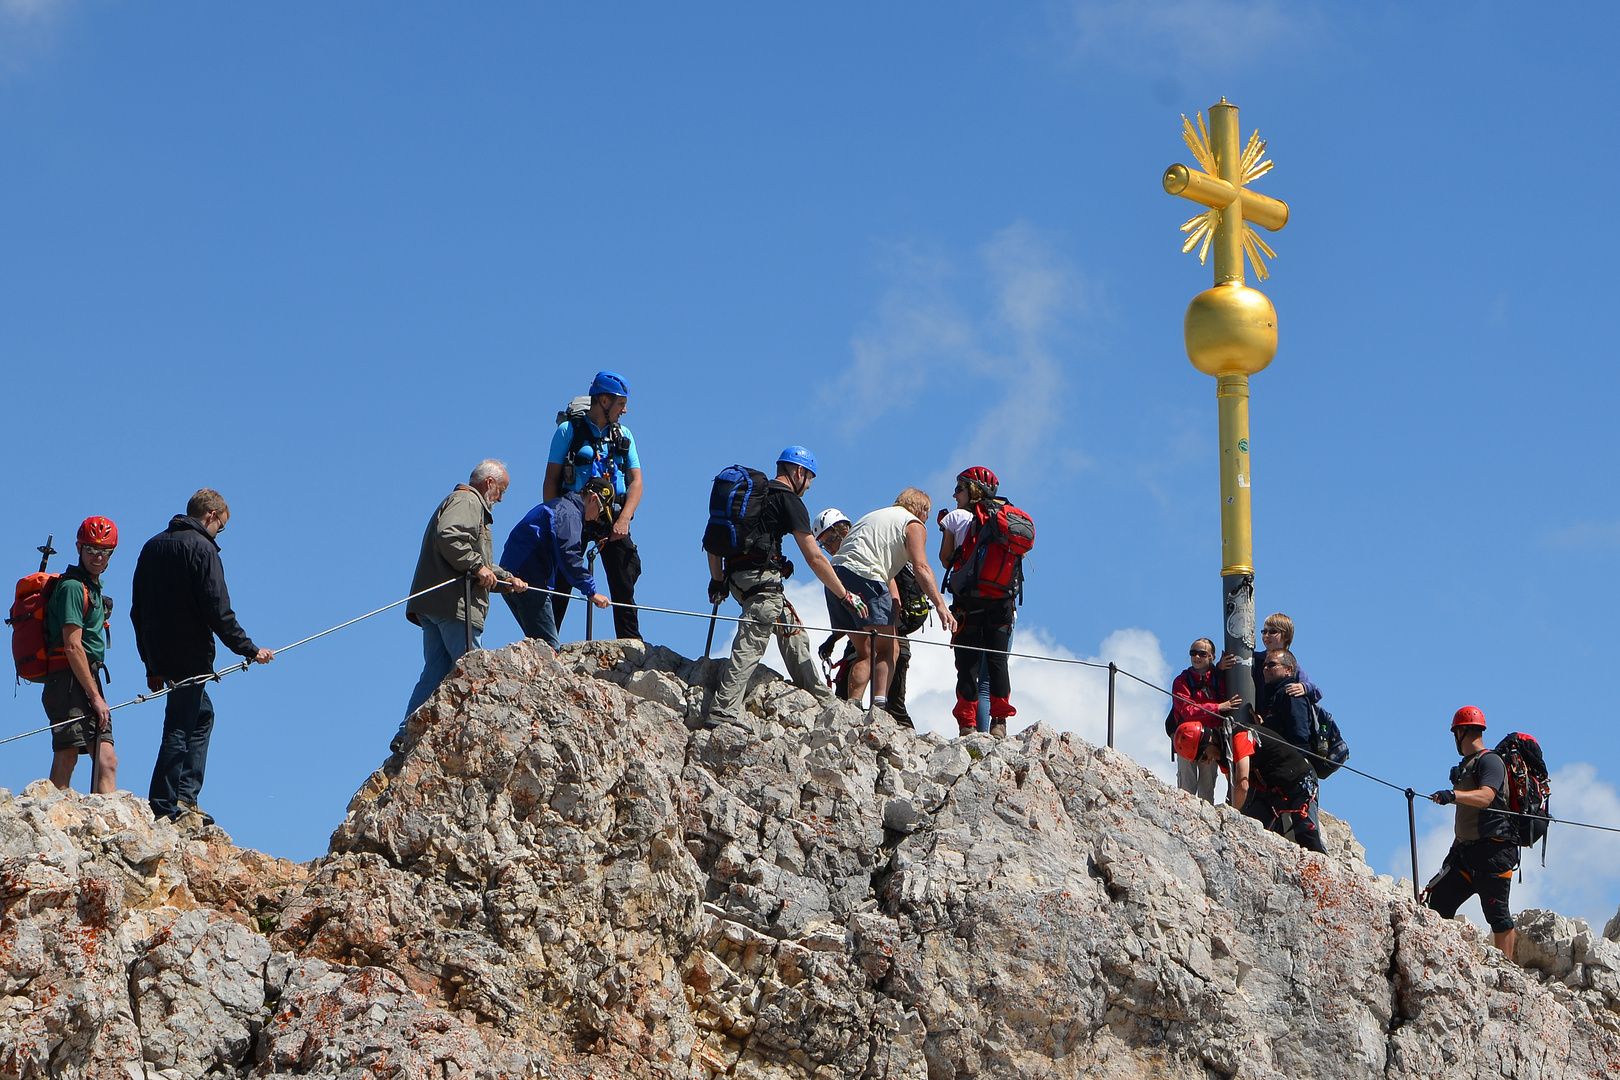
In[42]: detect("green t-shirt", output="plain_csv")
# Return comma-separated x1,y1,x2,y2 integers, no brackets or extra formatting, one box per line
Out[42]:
45,569,106,666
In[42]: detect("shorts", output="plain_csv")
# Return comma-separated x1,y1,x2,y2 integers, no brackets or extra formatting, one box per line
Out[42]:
1426,839,1519,934
825,566,895,631
43,667,113,753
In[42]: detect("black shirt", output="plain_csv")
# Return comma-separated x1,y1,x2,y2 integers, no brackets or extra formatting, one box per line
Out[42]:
1454,750,1511,842
756,480,811,561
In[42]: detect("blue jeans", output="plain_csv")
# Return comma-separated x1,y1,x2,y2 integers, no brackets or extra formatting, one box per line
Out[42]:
399,615,481,741
149,684,215,819
505,589,559,650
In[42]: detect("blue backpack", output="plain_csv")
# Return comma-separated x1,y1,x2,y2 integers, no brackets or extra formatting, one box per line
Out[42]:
702,465,773,561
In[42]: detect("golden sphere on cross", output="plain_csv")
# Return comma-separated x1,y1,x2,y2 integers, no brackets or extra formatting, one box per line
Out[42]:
1183,282,1277,377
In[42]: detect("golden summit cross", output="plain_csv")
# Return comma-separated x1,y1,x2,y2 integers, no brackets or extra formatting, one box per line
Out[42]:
1161,97,1290,718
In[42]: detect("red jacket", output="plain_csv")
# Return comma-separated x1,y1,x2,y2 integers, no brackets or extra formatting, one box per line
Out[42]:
1171,666,1226,729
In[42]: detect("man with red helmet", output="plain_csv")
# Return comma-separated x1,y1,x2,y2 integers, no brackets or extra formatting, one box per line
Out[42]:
1423,706,1519,958
44,517,119,793
938,466,1017,736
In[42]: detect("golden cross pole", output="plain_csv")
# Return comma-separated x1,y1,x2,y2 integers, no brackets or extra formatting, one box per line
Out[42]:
1162,97,1289,713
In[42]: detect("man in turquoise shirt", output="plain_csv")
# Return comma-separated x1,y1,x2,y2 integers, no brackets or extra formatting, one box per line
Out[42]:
544,371,644,640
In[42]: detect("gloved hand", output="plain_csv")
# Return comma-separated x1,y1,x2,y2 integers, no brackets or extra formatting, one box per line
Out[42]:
1431,789,1456,806
708,579,729,606
780,559,795,580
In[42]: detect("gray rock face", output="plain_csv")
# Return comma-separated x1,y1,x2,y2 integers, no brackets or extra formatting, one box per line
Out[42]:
3,637,1618,1078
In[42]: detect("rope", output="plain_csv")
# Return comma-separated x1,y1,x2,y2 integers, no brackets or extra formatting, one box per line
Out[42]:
0,578,459,748
1144,673,1620,836
531,582,1620,837
9,571,1616,840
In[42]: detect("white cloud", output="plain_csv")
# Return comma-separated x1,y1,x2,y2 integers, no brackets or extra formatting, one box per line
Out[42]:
715,579,1179,783
0,0,69,77
1059,0,1326,79
1395,762,1620,932
1542,522,1620,551
827,222,1090,492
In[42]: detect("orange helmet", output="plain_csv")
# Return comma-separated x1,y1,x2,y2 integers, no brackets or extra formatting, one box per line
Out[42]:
1451,706,1486,731
77,516,118,549
1173,721,1207,761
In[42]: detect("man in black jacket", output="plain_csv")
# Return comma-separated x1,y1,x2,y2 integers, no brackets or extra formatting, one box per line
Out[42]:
131,489,273,823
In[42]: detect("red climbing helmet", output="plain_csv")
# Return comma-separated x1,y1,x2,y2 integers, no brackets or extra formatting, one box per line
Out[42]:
1173,721,1207,762
1451,706,1487,732
77,516,118,549
956,466,999,496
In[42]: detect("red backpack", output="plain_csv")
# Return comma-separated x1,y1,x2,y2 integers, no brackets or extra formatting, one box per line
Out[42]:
8,572,94,684
948,497,1035,602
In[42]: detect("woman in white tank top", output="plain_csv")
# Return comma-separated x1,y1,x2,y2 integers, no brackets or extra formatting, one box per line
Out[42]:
832,505,916,584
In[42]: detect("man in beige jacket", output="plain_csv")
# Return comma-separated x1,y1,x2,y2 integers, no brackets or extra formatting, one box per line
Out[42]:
396,460,528,748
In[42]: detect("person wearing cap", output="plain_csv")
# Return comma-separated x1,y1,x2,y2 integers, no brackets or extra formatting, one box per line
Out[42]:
132,489,274,824
706,448,857,730
938,466,1017,736
398,461,528,747
831,488,957,716
1173,719,1325,854
1424,706,1519,958
45,516,119,794
544,371,643,640
499,477,614,650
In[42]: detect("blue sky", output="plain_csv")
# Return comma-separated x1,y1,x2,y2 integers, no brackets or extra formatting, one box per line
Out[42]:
4,2,1619,928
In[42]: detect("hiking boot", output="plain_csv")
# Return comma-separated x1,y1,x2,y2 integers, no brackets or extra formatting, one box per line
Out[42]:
988,723,1007,739
178,802,215,827
957,723,977,738
701,713,755,736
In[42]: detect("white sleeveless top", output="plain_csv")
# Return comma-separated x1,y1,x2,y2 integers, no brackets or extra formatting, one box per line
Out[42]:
833,505,917,583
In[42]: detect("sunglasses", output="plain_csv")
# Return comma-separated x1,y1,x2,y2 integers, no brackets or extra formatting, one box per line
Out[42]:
1189,650,1211,658
1262,661,1288,670
81,546,114,558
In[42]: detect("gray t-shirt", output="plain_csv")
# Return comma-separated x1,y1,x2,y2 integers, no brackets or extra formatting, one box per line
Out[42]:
1454,750,1509,842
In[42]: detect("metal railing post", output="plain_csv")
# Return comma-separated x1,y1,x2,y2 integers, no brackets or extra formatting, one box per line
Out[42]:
585,546,599,641
1406,789,1421,900
1107,662,1117,748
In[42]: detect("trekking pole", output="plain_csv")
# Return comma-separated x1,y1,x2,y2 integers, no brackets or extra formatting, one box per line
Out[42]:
703,603,720,658
463,573,474,654
1106,662,1117,749
585,545,599,641
1405,788,1420,901
37,535,56,573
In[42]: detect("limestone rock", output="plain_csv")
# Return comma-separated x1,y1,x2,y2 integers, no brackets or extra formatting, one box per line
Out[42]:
3,638,1618,1078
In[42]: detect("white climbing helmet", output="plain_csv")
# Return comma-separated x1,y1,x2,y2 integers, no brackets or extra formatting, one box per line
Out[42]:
812,508,851,537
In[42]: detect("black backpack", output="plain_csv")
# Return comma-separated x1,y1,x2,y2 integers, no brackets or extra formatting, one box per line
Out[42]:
556,396,632,490
702,466,773,562
1494,732,1552,847
895,566,931,636
1306,701,1350,779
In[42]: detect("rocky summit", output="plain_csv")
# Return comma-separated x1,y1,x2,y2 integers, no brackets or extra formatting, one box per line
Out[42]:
3,640,1620,1079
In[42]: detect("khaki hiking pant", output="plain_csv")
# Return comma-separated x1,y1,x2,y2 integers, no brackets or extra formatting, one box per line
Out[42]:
711,567,828,721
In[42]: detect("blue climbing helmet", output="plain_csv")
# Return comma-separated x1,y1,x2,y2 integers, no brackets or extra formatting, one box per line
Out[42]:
777,446,817,476
590,370,630,398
